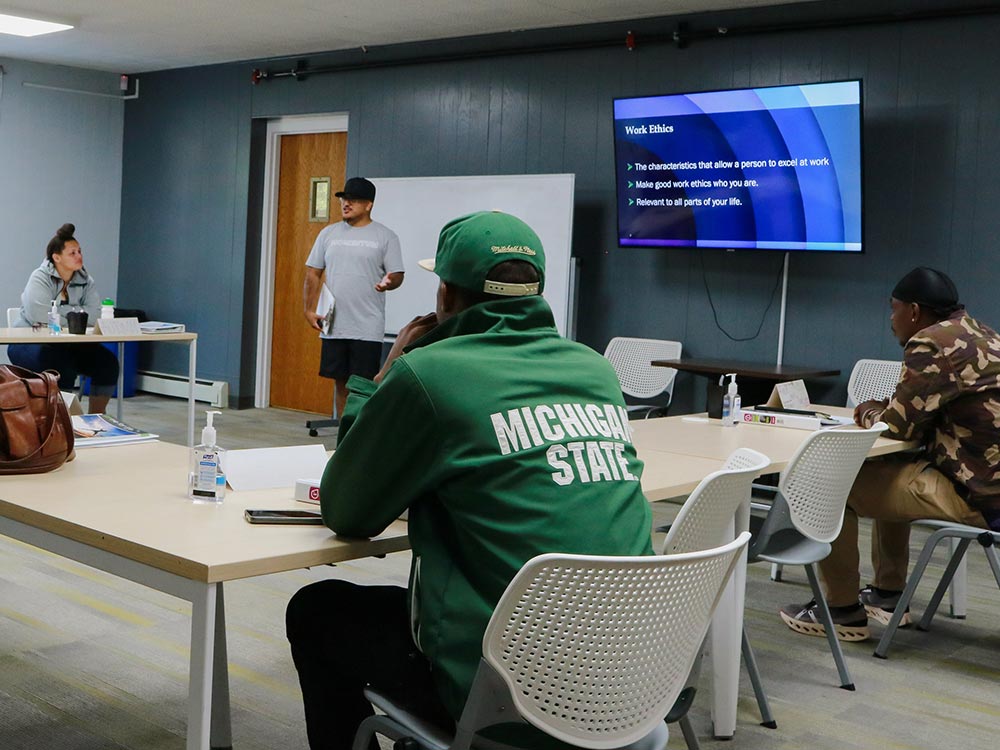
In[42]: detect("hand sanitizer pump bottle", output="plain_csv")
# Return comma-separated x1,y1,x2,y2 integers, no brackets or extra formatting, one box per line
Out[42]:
722,373,739,427
189,410,226,503
48,300,62,335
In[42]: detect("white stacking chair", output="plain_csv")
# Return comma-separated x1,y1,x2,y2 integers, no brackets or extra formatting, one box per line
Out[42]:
769,358,899,585
603,337,682,418
846,358,901,407
352,534,751,750
748,423,887,691
874,523,1000,658
6,307,18,327
662,449,774,743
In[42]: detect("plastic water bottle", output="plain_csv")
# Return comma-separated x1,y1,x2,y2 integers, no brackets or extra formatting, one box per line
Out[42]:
48,300,61,335
101,298,115,319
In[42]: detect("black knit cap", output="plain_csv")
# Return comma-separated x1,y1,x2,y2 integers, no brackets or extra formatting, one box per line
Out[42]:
891,267,960,311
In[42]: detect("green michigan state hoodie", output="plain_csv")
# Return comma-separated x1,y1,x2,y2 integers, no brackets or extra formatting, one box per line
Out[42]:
321,294,653,720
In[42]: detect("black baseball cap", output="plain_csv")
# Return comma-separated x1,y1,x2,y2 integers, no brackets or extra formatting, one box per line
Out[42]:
335,177,376,202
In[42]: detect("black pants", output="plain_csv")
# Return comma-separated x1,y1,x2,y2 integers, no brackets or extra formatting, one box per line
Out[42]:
7,342,119,395
286,581,453,750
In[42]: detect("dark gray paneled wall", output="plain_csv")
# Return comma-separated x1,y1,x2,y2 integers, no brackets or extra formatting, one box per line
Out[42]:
119,3,1000,410
120,64,251,385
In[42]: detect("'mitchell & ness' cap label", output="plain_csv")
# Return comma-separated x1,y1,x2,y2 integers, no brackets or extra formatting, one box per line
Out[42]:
491,245,536,256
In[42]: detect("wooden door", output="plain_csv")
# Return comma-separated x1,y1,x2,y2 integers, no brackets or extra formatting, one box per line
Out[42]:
269,132,347,413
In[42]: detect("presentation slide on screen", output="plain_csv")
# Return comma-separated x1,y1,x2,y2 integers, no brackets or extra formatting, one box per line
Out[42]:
613,81,862,252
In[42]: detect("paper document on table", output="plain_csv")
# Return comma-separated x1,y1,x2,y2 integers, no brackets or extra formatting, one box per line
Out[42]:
222,444,330,491
61,390,83,415
140,321,186,334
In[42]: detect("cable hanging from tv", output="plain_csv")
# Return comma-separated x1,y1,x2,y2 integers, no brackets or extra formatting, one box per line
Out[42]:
700,253,784,342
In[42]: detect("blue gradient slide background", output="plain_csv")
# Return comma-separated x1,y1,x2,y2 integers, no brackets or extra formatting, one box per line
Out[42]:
614,81,862,252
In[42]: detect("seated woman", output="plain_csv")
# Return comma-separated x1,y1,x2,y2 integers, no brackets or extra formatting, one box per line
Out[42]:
8,223,119,414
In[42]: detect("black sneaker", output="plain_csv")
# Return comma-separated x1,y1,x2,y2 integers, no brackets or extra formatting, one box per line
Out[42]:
860,585,912,627
779,600,870,642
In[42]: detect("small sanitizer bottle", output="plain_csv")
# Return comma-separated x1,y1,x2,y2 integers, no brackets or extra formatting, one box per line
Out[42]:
48,300,62,335
189,410,226,503
722,373,739,427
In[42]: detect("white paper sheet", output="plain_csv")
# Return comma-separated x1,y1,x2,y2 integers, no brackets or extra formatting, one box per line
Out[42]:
221,444,330,491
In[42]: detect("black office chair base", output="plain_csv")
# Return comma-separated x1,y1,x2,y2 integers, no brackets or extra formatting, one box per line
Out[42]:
761,720,778,729
306,417,339,437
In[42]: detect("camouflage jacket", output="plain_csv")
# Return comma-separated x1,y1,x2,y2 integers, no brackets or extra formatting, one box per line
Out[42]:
861,310,1000,512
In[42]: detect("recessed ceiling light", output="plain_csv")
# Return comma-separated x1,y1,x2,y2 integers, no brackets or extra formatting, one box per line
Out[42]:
0,12,73,37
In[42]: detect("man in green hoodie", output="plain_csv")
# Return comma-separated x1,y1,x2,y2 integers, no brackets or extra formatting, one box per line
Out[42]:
286,211,653,750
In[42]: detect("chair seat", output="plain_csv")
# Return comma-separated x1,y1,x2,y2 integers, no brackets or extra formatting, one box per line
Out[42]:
912,518,998,537
364,687,671,750
748,516,831,566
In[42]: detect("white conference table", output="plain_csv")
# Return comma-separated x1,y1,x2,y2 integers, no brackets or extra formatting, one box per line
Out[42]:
0,410,914,748
0,441,410,750
0,327,198,446
632,407,915,739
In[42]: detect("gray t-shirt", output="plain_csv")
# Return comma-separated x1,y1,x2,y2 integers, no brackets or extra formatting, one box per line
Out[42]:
305,220,404,342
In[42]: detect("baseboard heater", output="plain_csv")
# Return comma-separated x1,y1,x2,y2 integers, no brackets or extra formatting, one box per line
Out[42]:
136,370,229,408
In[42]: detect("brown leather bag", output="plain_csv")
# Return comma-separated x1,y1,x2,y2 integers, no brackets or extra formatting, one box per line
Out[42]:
0,365,75,475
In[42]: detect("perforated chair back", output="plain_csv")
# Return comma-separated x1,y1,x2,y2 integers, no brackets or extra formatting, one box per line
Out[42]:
6,307,18,327
603,337,683,401
846,359,901,407
479,534,750,750
663,448,770,555
770,423,887,544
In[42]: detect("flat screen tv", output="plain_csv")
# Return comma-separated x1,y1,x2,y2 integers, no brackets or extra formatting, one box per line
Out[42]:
613,80,863,252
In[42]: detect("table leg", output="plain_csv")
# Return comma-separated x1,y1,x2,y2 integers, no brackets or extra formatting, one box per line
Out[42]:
211,584,233,749
188,583,217,750
709,513,745,739
117,341,125,421
188,339,197,448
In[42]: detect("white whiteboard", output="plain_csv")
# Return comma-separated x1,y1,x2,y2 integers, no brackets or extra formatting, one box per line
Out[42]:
369,174,575,337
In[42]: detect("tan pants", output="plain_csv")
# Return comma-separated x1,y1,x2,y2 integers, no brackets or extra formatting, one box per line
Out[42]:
819,456,987,607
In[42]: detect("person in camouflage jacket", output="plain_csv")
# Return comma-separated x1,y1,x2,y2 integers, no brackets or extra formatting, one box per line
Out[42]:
781,267,998,642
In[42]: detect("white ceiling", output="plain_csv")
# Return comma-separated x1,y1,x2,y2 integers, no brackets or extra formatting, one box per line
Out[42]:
0,0,809,73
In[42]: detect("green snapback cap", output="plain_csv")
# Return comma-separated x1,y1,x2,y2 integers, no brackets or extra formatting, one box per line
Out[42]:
418,211,545,296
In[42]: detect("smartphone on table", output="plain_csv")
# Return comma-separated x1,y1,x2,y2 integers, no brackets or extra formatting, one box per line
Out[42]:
244,509,324,525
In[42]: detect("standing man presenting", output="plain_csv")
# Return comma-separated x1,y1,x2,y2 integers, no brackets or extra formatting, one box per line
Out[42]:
303,177,404,419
